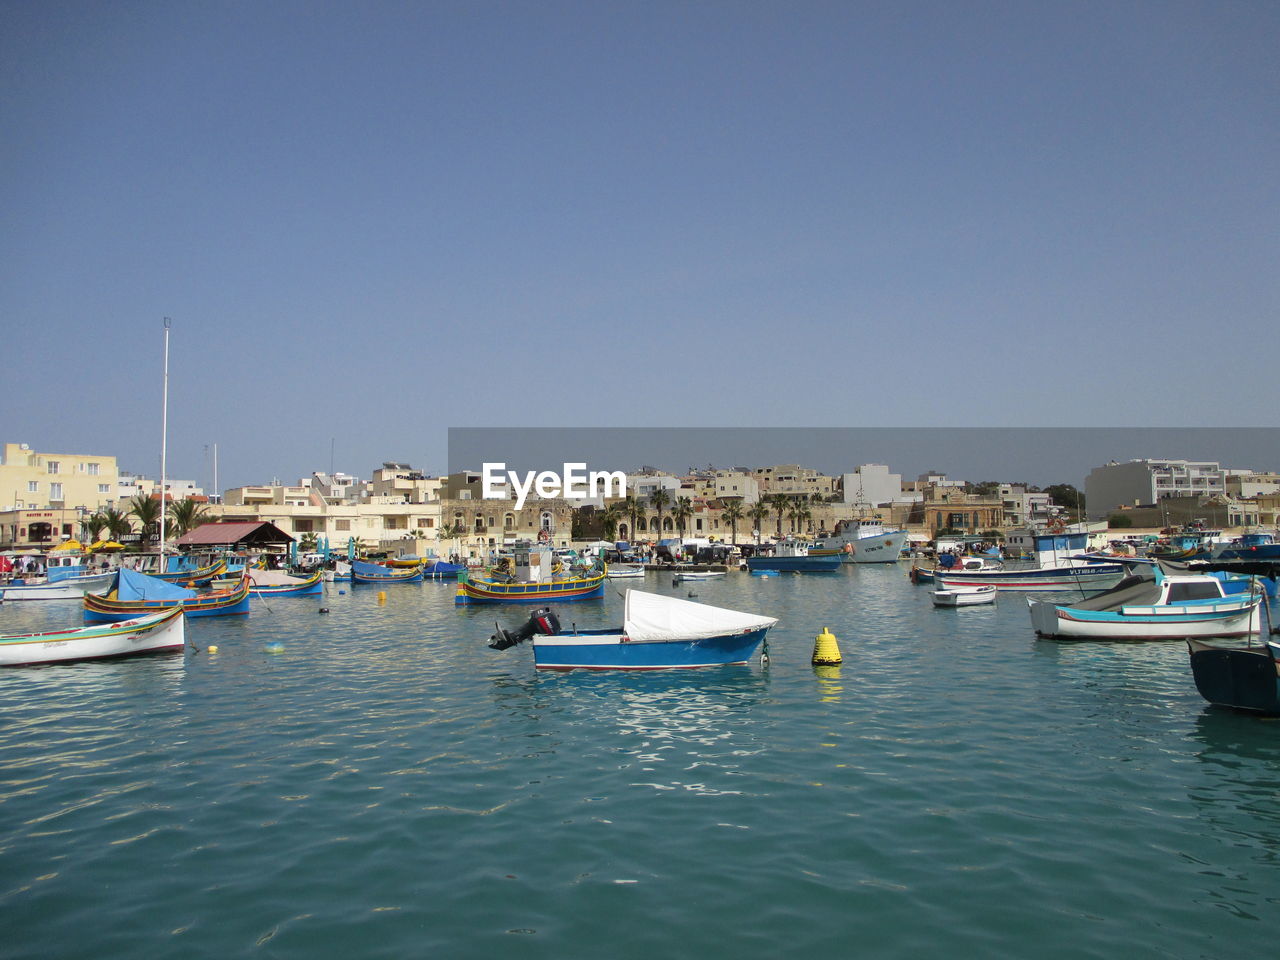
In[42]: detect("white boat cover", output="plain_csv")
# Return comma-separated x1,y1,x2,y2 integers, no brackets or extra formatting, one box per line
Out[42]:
623,589,777,643
247,568,312,586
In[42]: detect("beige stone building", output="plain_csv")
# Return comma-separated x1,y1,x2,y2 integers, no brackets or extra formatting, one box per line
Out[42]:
1,442,120,514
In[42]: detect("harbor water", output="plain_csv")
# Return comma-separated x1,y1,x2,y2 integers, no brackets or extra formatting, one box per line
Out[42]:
3,567,1279,958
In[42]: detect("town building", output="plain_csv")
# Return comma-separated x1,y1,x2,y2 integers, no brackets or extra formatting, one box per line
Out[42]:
1085,459,1228,519
1,442,120,514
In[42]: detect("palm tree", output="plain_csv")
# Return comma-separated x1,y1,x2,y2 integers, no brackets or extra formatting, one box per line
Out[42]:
748,501,771,545
438,521,467,560
167,498,210,538
128,493,162,549
672,497,693,539
648,488,671,540
623,495,644,540
79,512,108,545
720,501,744,545
599,503,622,541
770,494,790,538
101,507,132,544
789,500,813,536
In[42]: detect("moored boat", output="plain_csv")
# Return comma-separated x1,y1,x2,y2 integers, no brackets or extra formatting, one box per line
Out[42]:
1187,636,1280,714
1027,565,1263,640
745,538,843,573
245,569,325,597
672,570,725,583
487,589,777,670
813,518,910,564
84,569,251,622
605,563,646,579
933,530,1124,592
351,560,423,584
455,569,606,605
932,584,997,607
0,606,186,667
0,570,116,602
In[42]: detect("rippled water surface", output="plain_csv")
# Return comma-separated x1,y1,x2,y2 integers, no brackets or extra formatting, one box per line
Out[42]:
3,568,1280,958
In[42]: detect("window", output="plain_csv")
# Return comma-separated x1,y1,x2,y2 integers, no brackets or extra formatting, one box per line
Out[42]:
47,461,60,474
99,484,110,494
50,483,63,500
336,520,351,531
27,481,38,493
87,463,99,476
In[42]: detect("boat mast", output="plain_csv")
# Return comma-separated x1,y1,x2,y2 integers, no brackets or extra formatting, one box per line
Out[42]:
159,317,170,561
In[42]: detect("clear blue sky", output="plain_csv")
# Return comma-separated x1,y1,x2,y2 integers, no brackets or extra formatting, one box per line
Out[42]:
3,1,1276,491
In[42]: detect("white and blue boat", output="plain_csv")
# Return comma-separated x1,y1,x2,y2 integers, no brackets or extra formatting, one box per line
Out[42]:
811,518,910,564
488,590,777,670
934,530,1125,592
1028,565,1263,640
746,538,843,573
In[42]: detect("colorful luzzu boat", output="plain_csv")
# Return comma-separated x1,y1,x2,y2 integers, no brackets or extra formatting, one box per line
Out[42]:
84,569,251,622
1,606,186,667
455,569,606,605
351,560,423,584
244,569,325,597
150,558,227,587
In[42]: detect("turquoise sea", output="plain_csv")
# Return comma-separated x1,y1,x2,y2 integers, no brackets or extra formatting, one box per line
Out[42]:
2,567,1279,959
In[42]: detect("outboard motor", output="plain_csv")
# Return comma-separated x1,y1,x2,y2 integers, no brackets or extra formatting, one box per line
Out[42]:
488,607,562,650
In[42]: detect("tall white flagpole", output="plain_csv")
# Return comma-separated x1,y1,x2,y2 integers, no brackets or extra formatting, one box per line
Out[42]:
159,317,170,560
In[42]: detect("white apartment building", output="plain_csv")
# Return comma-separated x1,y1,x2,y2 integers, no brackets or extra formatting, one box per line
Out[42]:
1084,459,1227,520
841,464,907,507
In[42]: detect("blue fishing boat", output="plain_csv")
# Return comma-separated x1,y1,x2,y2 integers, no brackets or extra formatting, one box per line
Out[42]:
83,569,251,622
488,590,777,670
456,570,606,605
351,559,423,584
422,559,464,579
745,538,843,573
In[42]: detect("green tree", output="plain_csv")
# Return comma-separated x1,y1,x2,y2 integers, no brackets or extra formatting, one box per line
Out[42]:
127,494,162,549
1045,484,1085,513
101,507,132,543
79,512,108,544
622,495,644,540
167,498,210,538
748,501,771,545
1107,514,1133,529
599,503,622,541
649,488,671,538
969,481,1000,496
720,501,744,545
672,497,693,539
770,494,790,538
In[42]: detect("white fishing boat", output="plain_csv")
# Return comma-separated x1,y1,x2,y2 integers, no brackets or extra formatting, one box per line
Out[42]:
1028,565,1264,640
0,606,186,666
605,563,646,579
672,570,726,583
933,531,1125,592
932,584,997,607
0,570,117,602
812,518,910,564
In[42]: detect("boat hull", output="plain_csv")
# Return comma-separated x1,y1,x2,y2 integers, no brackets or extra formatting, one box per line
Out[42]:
935,564,1125,592
933,585,997,607
1029,596,1262,640
843,530,910,564
1187,638,1280,714
248,571,325,597
531,626,769,670
745,555,843,573
455,573,606,605
0,571,117,601
84,577,251,621
0,608,186,666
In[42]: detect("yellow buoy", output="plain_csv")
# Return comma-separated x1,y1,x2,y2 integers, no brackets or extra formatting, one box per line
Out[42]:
378,591,387,603
207,645,218,654
812,626,842,665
